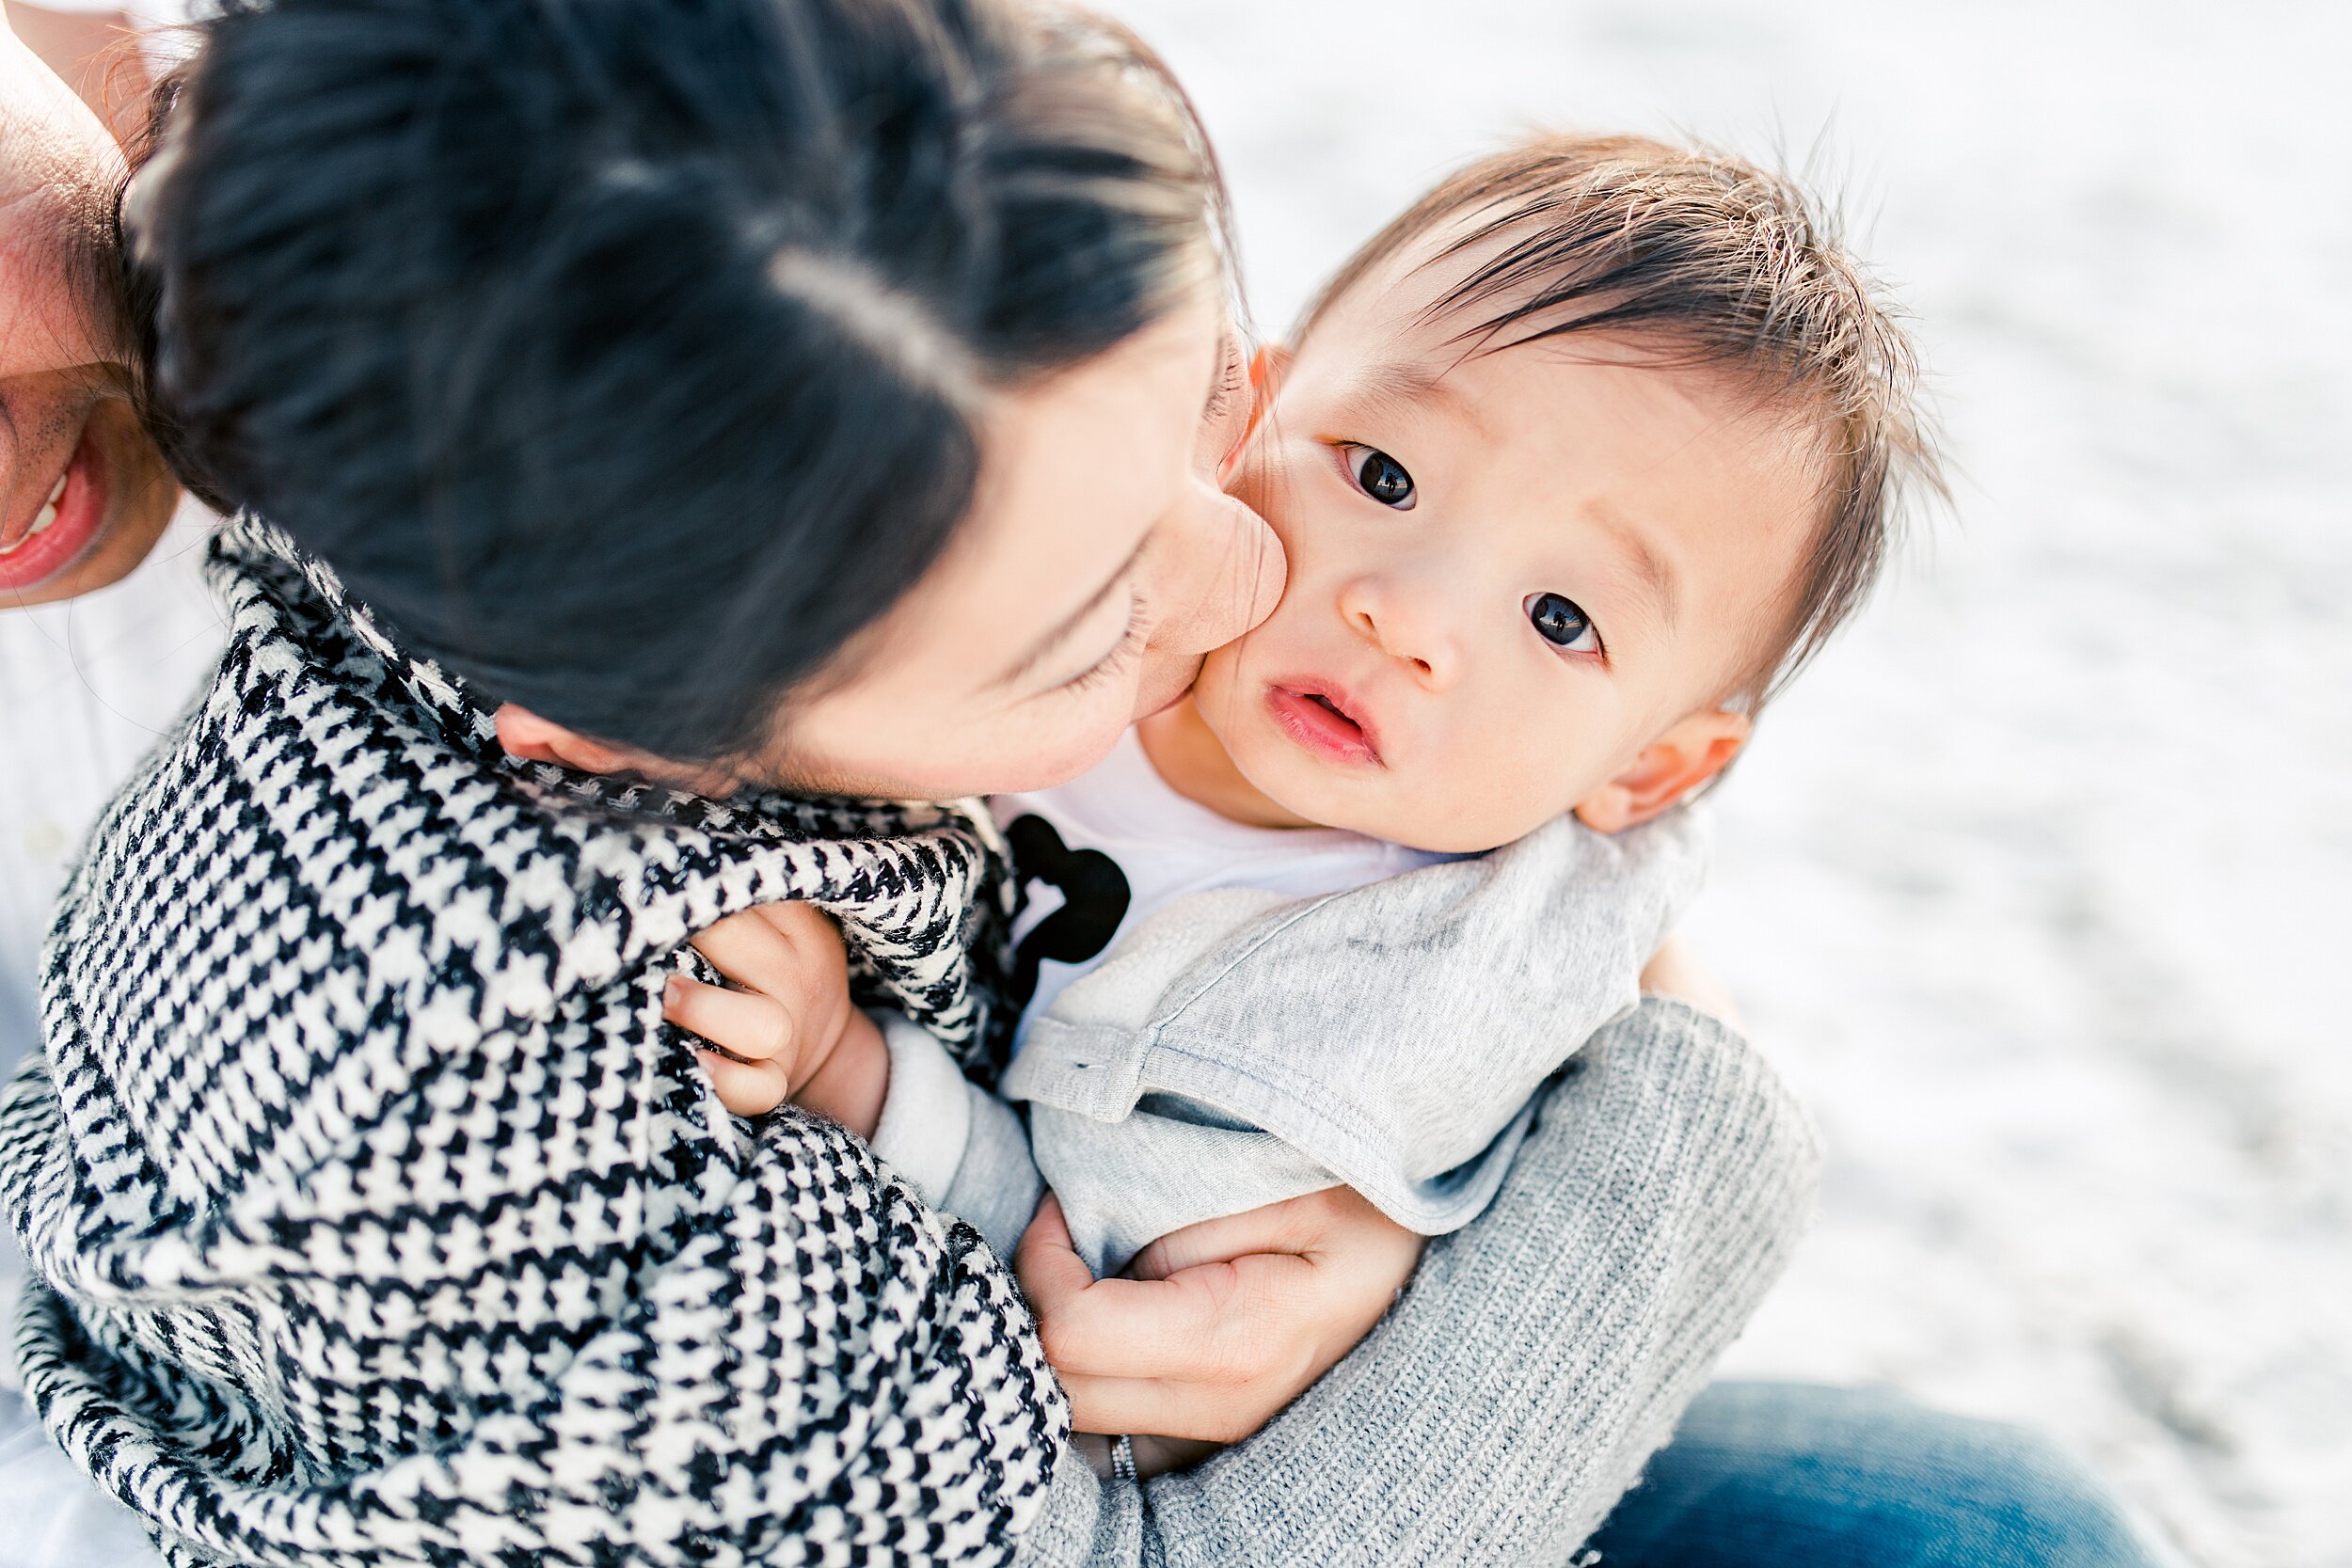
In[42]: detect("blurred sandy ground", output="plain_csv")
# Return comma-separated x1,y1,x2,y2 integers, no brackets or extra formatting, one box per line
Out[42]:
1092,3,2352,1563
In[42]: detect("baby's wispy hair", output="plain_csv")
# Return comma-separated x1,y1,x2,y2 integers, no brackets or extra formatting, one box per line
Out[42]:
1301,133,1945,708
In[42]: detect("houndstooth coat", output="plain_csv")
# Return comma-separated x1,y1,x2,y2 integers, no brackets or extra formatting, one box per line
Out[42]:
0,517,1066,1565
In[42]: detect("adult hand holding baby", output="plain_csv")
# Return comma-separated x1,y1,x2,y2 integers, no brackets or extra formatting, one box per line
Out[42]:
1016,1184,1422,1460
1009,934,1734,1470
665,906,1729,1467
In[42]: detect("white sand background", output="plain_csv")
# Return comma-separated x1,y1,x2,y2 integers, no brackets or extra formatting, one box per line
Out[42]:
1091,3,2352,1564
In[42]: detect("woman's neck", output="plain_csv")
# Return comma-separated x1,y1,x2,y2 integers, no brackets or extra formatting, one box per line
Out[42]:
1136,698,1321,831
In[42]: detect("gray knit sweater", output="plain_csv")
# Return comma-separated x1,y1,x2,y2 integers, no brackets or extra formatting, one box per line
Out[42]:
2,520,1818,1565
1021,1000,1815,1565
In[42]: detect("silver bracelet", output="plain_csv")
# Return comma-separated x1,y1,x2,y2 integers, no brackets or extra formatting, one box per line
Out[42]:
1110,1434,1138,1484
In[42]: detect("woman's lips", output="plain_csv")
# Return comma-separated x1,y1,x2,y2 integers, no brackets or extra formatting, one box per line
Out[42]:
0,422,109,592
1264,680,1382,767
0,471,69,555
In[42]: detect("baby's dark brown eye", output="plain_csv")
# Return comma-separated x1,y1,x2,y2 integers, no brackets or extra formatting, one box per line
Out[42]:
1350,447,1416,508
1527,592,1600,653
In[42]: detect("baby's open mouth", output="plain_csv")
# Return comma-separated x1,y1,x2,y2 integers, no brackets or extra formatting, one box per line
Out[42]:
1264,681,1382,767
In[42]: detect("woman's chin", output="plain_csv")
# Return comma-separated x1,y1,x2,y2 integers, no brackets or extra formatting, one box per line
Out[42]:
1129,651,1203,725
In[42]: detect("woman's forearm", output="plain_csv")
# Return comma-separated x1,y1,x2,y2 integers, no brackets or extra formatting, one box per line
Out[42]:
1015,998,1820,1567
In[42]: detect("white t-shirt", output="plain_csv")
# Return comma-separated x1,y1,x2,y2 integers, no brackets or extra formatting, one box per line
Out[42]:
988,728,1455,1046
0,501,217,1565
0,501,223,1068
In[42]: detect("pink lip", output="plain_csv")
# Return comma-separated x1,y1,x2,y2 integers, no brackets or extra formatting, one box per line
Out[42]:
0,422,109,594
1263,677,1383,767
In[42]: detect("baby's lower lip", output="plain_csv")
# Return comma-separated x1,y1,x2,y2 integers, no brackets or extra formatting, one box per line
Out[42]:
0,422,108,592
1264,684,1381,766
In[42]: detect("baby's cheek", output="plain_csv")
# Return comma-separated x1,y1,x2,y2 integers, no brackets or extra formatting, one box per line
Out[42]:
1454,725,1592,849
1189,641,1240,715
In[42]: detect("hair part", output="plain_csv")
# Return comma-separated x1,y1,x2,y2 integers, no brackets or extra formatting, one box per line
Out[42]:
137,0,1224,762
1300,132,1944,710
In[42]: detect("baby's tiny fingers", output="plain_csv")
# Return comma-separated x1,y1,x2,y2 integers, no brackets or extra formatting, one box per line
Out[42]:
696,1050,792,1117
664,975,795,1064
688,909,805,993
753,900,847,958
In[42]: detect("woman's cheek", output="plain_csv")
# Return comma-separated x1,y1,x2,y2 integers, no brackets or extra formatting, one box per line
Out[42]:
1146,488,1288,660
978,695,1136,797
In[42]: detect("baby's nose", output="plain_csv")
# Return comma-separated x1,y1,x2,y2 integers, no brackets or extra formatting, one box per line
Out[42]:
1340,578,1463,691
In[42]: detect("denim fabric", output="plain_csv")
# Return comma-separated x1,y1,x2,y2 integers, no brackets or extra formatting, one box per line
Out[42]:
1591,1382,2187,1568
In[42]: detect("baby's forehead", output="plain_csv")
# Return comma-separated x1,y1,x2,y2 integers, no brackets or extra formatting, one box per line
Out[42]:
1295,269,1832,659
1300,214,1836,467
1296,219,1496,366
1306,188,1627,349
1299,296,1808,471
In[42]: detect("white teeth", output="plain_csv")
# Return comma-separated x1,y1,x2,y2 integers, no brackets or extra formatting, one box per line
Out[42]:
45,472,67,507
0,475,69,556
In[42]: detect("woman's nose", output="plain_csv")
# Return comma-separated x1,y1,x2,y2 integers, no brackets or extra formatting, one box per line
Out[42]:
1339,576,1463,690
1143,481,1288,657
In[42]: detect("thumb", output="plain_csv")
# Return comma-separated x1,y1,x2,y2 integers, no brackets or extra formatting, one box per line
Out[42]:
1127,1196,1320,1281
1013,1192,1098,1313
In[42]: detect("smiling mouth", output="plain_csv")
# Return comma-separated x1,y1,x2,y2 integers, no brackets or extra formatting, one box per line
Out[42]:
0,419,113,593
0,472,70,559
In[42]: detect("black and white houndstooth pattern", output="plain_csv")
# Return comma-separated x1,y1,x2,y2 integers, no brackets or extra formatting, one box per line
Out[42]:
0,517,1065,1566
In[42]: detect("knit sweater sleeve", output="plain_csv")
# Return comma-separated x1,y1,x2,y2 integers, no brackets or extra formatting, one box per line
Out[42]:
2,524,1086,1568
869,1009,1044,1259
1013,998,1820,1567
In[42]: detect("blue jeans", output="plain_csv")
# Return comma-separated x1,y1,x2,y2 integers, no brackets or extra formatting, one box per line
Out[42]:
1590,1383,2182,1568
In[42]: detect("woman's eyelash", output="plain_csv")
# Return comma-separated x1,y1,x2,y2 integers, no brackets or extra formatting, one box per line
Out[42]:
1057,597,1148,695
1202,352,1248,422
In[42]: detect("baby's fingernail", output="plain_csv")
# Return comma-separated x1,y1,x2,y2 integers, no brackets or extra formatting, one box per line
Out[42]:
663,977,682,1006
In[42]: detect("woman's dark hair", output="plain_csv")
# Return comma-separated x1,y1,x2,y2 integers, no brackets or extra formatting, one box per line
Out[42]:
138,0,1221,760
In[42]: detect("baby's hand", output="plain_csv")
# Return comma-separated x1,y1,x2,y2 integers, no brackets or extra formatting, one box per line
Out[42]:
662,902,889,1136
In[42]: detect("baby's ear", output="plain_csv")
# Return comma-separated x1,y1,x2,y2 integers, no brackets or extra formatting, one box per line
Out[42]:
1572,708,1751,833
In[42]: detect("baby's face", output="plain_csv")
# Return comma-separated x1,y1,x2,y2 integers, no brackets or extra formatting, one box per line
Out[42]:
1192,238,1825,853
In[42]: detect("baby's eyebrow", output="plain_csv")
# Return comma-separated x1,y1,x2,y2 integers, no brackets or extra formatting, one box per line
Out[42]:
1340,357,1486,438
1586,498,1682,629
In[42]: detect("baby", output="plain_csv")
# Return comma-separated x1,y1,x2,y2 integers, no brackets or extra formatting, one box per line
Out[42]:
672,133,1933,1278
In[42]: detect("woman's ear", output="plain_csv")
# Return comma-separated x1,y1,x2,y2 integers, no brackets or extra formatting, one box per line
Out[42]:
1572,708,1751,834
495,704,637,773
494,704,742,796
